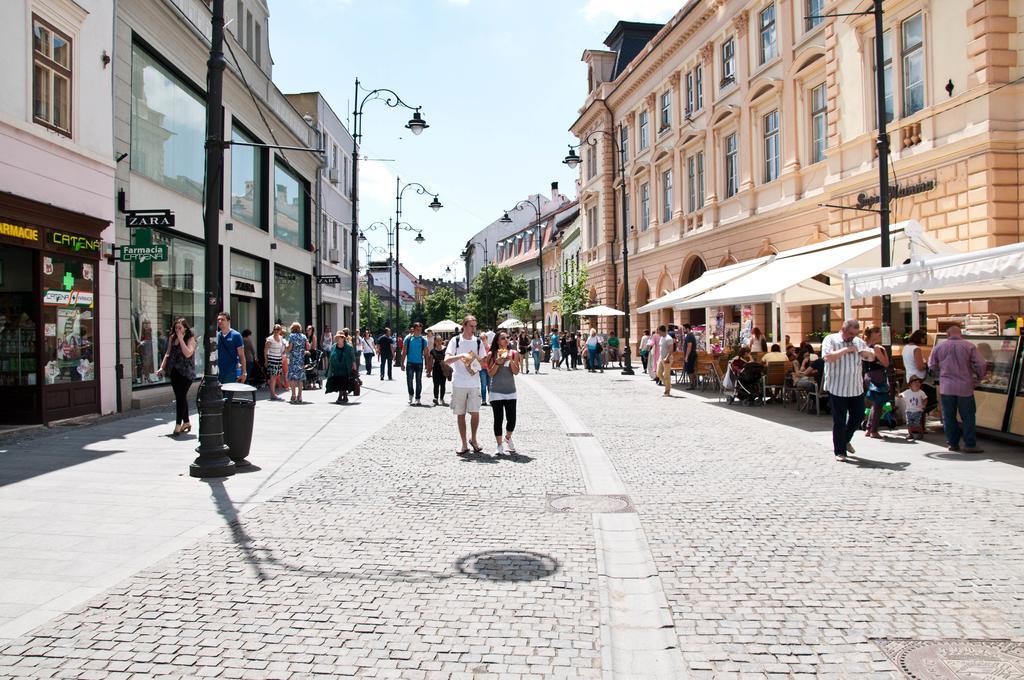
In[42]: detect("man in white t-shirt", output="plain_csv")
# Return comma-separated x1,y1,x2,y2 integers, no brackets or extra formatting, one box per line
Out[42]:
446,314,488,454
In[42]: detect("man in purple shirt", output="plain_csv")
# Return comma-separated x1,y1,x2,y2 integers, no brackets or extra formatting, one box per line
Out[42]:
928,324,988,453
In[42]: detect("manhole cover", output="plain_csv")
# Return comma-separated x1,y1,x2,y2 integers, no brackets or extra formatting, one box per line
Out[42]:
454,550,559,582
876,639,1024,679
546,494,634,513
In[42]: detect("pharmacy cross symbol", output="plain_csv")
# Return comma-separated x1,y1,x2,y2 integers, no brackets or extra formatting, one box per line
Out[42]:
63,272,75,291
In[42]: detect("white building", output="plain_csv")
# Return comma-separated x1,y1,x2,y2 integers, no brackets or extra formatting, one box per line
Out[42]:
0,1,116,424
114,0,321,409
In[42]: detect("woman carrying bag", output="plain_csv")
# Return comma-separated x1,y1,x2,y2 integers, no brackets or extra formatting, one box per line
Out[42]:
484,331,521,456
155,317,196,435
426,334,451,406
326,331,359,404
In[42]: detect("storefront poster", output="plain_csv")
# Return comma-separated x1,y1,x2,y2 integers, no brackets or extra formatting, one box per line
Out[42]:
740,305,753,345
43,256,53,276
725,322,740,349
45,323,56,337
83,263,93,281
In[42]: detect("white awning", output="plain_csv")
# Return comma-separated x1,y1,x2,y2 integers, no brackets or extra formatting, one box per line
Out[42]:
575,304,625,316
845,240,1024,300
636,256,771,314
425,319,460,332
674,220,951,310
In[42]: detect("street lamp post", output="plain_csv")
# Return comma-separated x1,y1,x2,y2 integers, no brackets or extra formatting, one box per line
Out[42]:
499,199,545,333
360,219,426,327
563,130,634,375
360,242,385,332
351,79,429,331
395,178,442,330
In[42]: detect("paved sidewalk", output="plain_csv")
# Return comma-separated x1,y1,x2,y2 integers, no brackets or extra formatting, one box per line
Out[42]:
0,377,406,643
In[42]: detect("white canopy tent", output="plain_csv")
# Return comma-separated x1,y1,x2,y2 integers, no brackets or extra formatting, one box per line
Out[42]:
574,305,625,317
673,221,951,340
498,318,525,329
425,319,460,333
842,240,1024,323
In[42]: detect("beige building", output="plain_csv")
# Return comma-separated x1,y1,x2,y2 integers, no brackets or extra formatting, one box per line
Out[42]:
571,0,1023,343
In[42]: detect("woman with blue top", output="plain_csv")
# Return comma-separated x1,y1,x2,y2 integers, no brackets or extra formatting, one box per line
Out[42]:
285,322,308,403
530,331,543,374
484,331,521,456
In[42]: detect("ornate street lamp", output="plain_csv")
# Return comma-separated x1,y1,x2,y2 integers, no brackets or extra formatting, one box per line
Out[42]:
500,199,545,333
396,178,442,328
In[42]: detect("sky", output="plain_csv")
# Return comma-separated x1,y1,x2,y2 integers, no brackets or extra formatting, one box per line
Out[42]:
266,0,680,282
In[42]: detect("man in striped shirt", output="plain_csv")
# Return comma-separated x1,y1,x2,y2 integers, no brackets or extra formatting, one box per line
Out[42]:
822,319,872,461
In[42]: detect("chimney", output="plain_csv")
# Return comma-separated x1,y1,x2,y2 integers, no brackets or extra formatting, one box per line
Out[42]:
551,181,559,202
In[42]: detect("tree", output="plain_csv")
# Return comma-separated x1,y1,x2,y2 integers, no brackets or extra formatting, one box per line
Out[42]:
423,286,464,327
560,263,589,330
465,264,528,330
409,301,427,326
359,285,389,334
508,298,533,329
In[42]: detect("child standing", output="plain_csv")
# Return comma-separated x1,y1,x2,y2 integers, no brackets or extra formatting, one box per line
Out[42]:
900,376,928,440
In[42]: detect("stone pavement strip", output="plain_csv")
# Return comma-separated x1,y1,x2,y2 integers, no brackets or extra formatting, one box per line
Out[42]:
0,365,1023,678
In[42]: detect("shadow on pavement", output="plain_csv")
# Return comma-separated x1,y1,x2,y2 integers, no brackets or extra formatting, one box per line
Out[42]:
846,456,910,471
925,449,1024,469
495,452,535,464
205,478,269,581
0,440,126,488
457,451,499,464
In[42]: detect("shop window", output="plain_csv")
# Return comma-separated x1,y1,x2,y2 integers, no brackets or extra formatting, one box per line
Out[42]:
274,265,307,326
274,160,307,247
42,256,94,384
0,245,38,386
231,125,265,228
130,233,205,386
32,15,72,136
811,303,831,334
131,44,206,201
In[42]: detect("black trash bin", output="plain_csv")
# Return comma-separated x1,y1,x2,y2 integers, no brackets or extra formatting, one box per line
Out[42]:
221,383,257,466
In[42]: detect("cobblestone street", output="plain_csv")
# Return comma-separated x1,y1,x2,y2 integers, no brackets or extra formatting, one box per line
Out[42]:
1,368,1023,678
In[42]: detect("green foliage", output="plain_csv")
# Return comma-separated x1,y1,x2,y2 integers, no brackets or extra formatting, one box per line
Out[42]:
560,264,589,330
465,264,528,330
359,285,388,333
409,301,427,326
508,298,534,328
423,286,464,327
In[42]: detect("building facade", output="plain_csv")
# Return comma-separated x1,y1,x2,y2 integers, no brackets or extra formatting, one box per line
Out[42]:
284,92,356,338
572,0,1023,344
115,0,320,409
0,0,116,424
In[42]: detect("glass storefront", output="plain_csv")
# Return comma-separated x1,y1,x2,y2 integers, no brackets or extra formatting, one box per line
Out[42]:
273,265,308,327
42,255,95,383
229,251,265,340
231,126,263,228
0,243,37,386
273,161,306,247
130,232,205,386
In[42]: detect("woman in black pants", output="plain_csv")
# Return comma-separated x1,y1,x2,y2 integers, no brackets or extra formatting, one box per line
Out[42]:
425,335,450,406
156,317,197,435
484,331,520,456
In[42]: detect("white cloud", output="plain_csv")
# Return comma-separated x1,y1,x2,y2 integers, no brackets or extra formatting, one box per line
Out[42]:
360,160,396,204
581,0,681,22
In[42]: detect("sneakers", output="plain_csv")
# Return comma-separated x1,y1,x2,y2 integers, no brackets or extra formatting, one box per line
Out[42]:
846,442,855,454
504,436,516,454
432,398,438,405
948,444,961,452
415,398,421,405
408,396,413,405
494,444,504,456
962,446,984,453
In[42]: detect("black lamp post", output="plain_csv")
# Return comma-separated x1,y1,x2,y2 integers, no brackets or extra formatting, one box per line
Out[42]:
192,0,235,478
351,80,429,331
563,130,634,375
500,199,545,333
360,242,385,332
395,178,442,329
361,219,426,326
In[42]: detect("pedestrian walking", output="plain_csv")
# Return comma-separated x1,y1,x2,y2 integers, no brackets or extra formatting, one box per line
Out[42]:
426,334,451,405
285,322,308,403
862,326,891,438
241,329,256,377
530,330,542,374
656,325,674,395
638,329,651,373
445,314,486,454
264,324,286,400
928,323,987,453
216,311,246,385
822,319,872,461
305,324,318,352
326,331,359,404
681,323,698,389
570,331,581,369
517,330,530,374
376,327,394,380
404,322,428,405
155,317,196,434
480,328,493,404
585,328,599,372
359,329,375,375
549,329,562,369
485,331,521,455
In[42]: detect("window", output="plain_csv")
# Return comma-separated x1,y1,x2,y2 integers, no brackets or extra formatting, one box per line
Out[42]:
874,30,894,124
763,110,780,183
274,265,308,326
619,124,629,166
32,16,72,135
640,183,650,231
661,169,673,223
901,13,924,117
343,156,351,197
810,83,827,164
274,160,307,247
130,233,206,386
43,256,95,384
660,91,672,130
721,38,736,86
131,44,206,200
331,144,338,175
688,152,705,212
811,303,831,334
694,63,703,111
587,206,598,247
725,133,739,198
331,219,338,250
623,187,631,231
586,142,597,180
638,111,649,150
245,10,253,57
806,0,824,31
236,1,244,40
231,126,264,228
254,22,261,65
759,4,778,64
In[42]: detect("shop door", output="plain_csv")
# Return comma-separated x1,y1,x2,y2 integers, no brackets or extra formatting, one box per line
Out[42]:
0,244,41,423
230,295,258,338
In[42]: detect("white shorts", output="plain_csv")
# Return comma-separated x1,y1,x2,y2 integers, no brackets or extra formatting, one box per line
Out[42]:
451,386,482,415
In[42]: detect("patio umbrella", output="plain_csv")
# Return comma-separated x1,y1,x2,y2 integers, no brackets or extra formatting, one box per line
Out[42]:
498,318,525,329
574,305,625,317
425,319,460,333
